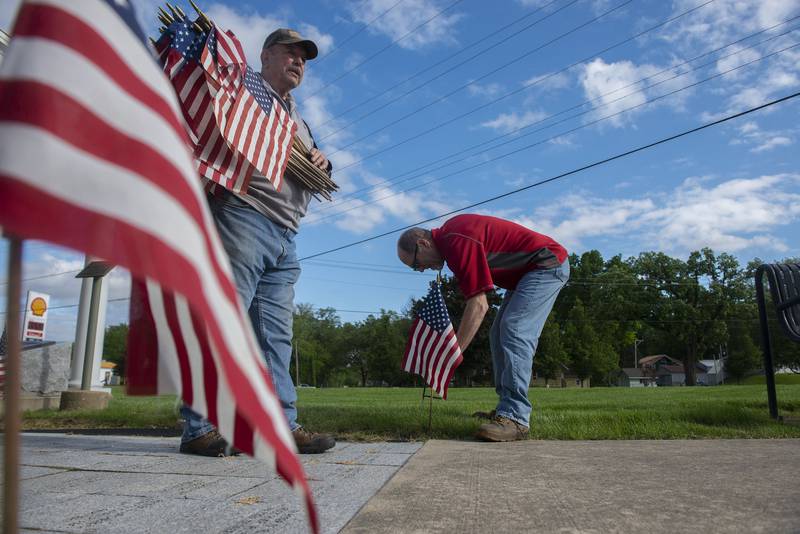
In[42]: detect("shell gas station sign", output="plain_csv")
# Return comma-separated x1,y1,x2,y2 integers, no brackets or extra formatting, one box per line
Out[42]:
22,290,50,341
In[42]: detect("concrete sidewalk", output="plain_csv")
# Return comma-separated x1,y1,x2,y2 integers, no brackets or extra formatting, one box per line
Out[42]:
4,433,420,533
344,439,800,533
5,435,800,533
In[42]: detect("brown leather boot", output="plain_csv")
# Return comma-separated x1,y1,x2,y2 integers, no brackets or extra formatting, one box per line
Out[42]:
179,430,242,457
293,427,335,454
475,415,529,442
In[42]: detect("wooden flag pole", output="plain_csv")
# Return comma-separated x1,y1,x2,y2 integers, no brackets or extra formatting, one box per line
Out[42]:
3,235,23,534
428,386,433,434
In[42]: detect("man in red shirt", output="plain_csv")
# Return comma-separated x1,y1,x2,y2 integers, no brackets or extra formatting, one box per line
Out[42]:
397,214,569,441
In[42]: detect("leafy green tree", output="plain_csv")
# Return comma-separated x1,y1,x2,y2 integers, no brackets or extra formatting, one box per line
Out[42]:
633,249,744,385
103,323,128,378
725,323,762,383
534,318,568,386
563,299,617,385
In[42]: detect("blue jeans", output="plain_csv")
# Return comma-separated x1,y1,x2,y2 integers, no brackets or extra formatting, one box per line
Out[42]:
181,191,301,444
489,260,569,427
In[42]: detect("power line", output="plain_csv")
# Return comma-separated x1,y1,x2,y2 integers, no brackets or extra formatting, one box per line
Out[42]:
312,0,406,66
317,0,579,136
325,0,637,156
299,89,800,261
309,39,799,224
310,16,799,216
324,0,715,172
315,0,568,129
308,0,467,97
0,268,81,287
300,275,420,291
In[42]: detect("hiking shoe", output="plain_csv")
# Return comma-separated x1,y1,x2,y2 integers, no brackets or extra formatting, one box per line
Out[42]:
179,430,242,457
475,415,529,442
471,409,496,420
293,427,335,454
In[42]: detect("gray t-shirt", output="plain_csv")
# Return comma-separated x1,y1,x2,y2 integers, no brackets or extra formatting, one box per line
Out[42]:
238,80,319,232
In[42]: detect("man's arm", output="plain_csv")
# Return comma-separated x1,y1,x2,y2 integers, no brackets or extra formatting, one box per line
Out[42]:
456,292,489,353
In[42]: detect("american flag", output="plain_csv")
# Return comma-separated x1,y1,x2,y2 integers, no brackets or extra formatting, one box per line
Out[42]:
0,1,317,531
156,20,296,194
402,281,463,399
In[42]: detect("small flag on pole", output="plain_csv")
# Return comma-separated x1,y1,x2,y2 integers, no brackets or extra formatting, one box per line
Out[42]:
0,1,317,531
154,19,296,194
402,281,463,399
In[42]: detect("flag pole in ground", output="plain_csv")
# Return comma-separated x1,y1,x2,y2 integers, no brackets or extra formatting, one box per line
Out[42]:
3,235,23,534
428,386,434,434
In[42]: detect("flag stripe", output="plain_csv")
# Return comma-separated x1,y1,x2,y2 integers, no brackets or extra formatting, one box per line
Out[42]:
176,293,207,412
15,2,185,141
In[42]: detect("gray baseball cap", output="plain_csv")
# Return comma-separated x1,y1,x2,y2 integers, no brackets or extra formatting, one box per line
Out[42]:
262,28,318,60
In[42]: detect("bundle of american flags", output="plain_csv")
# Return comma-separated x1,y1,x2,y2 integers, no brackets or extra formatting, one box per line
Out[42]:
153,2,338,200
402,281,463,400
0,0,317,531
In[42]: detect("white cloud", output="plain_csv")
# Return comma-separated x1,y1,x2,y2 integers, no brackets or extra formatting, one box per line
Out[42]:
205,4,287,66
324,178,449,233
480,110,548,133
515,0,616,15
514,196,656,252
729,120,795,153
716,46,761,79
663,0,800,120
507,174,800,255
751,135,792,153
467,82,505,99
664,0,800,50
299,23,335,56
579,58,693,127
347,0,462,50
523,71,572,92
738,121,759,134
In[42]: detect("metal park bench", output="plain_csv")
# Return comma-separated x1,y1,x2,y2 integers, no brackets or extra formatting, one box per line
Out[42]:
755,263,800,420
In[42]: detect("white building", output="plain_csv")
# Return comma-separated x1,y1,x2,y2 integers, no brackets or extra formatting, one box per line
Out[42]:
698,359,726,385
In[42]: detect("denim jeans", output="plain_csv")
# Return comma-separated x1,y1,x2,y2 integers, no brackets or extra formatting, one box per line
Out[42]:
489,259,569,427
181,190,301,444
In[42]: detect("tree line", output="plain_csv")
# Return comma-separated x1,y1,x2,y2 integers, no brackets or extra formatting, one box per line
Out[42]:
103,248,800,387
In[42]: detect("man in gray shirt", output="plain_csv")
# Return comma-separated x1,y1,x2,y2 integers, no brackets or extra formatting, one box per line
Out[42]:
180,28,335,456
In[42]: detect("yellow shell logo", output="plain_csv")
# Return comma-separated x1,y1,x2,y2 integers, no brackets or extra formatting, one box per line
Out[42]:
31,297,47,317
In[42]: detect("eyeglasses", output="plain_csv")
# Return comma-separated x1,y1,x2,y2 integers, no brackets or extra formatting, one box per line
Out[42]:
411,243,420,271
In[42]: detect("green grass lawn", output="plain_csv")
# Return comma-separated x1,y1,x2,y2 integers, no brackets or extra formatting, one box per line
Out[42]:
740,373,800,385
14,384,800,441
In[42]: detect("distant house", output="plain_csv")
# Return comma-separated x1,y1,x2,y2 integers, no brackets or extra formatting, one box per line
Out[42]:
655,362,708,386
638,354,682,370
532,364,589,388
698,359,726,385
637,354,719,386
611,368,657,387
657,364,686,386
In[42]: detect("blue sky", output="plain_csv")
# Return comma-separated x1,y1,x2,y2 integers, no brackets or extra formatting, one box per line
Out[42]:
1,0,799,341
